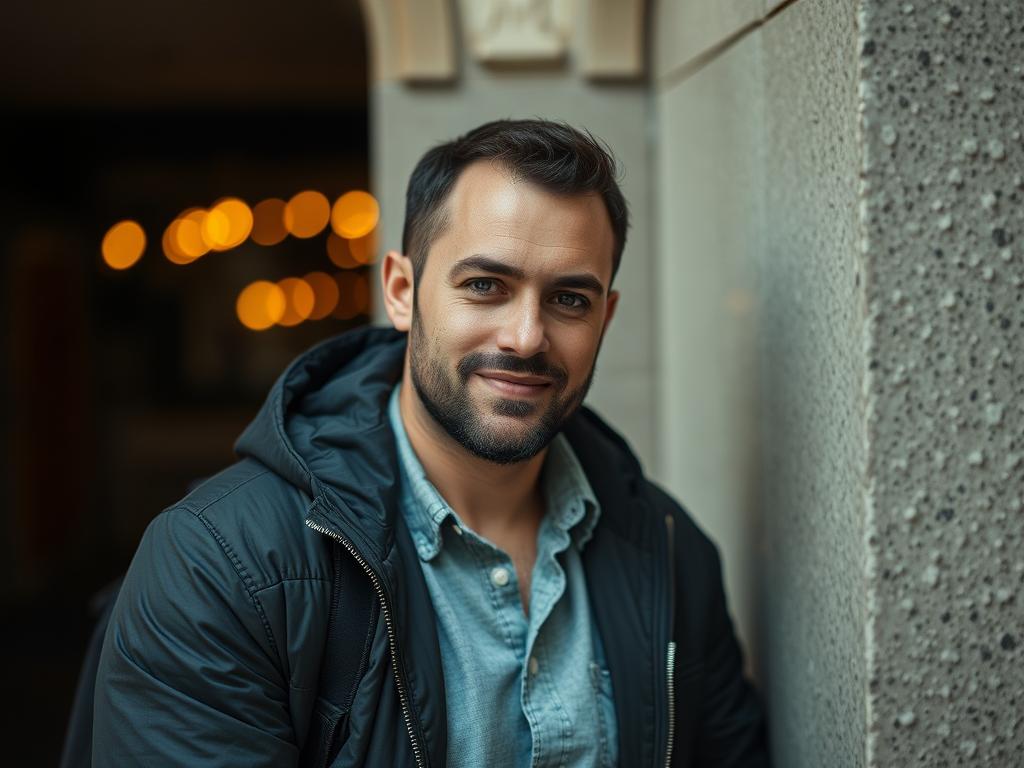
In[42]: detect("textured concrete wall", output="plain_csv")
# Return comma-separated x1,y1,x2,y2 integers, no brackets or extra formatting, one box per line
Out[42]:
368,44,656,470
858,1,1024,765
658,0,1024,764
655,0,868,764
760,1,869,764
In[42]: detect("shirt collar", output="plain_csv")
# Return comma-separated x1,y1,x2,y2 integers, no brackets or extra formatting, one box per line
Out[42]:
541,428,601,549
389,385,452,560
388,384,602,561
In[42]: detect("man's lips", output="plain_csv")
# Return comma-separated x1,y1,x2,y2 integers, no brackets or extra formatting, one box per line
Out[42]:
474,370,552,397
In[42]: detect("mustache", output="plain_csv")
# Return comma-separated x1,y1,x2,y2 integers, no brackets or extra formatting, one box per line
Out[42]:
457,351,568,386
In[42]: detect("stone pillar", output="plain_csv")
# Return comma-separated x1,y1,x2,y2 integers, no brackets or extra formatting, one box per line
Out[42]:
359,0,658,469
859,2,1023,765
654,0,1023,764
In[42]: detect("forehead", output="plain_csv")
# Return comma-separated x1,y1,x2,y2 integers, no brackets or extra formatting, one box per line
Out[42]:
431,160,615,281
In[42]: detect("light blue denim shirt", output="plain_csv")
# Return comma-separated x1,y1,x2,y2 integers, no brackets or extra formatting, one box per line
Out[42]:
388,386,617,767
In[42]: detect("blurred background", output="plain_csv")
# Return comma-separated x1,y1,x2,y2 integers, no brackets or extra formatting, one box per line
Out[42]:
3,1,1022,766
1,1,372,763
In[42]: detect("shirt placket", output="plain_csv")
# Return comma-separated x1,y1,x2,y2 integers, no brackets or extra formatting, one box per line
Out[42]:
522,514,577,768
461,530,529,653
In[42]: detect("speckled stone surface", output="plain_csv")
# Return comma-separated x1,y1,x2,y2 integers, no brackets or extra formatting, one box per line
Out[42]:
760,0,868,765
858,1,1024,765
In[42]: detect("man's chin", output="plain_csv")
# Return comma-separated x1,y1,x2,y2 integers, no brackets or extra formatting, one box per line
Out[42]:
439,397,563,464
469,409,543,442
462,429,551,465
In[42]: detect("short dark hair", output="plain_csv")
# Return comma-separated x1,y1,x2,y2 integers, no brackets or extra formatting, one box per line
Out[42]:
401,119,629,283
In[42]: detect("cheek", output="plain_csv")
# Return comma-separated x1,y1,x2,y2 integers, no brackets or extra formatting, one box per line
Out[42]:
422,302,489,360
441,303,482,333
554,326,602,377
439,299,505,348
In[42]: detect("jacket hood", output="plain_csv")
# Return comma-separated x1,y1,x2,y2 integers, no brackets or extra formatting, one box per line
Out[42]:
235,325,408,562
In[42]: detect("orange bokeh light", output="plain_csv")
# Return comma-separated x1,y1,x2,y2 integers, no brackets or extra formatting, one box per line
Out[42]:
101,220,146,270
331,190,379,239
333,271,371,320
348,229,379,265
326,232,360,269
236,280,286,330
202,208,231,248
251,198,288,246
204,198,253,250
162,224,190,264
304,271,340,320
284,190,330,239
163,208,210,264
277,277,316,327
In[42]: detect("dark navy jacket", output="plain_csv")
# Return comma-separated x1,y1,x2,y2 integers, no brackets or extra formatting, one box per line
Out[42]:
93,326,769,767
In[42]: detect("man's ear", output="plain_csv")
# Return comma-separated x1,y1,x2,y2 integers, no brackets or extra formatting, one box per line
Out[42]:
381,250,415,331
602,289,619,335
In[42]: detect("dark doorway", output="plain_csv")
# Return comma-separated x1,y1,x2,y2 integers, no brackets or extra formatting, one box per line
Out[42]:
1,2,369,763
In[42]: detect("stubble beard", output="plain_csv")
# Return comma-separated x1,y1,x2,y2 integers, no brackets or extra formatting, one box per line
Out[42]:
408,304,596,465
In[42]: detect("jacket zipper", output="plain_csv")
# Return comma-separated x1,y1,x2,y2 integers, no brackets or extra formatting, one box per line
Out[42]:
305,519,427,768
664,514,677,768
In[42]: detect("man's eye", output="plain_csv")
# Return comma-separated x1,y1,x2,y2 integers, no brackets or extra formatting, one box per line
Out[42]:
554,293,589,310
467,278,497,294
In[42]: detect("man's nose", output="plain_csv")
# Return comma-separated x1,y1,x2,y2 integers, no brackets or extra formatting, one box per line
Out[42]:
495,298,550,358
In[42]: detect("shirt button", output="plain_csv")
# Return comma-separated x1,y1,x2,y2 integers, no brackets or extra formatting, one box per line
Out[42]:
528,656,540,676
490,567,510,587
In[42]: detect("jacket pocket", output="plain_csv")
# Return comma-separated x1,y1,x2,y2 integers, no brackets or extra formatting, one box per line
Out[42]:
299,696,349,768
589,661,619,768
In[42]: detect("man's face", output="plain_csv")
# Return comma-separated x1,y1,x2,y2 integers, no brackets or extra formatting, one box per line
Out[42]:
407,160,618,464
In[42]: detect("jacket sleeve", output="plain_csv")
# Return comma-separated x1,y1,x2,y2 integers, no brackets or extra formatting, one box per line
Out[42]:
93,507,299,767
692,541,770,768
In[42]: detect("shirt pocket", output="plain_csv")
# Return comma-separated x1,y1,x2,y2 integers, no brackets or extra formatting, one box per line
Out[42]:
589,661,619,768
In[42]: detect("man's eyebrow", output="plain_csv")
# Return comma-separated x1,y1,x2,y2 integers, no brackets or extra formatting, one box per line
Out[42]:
448,254,607,296
448,255,525,281
551,274,606,296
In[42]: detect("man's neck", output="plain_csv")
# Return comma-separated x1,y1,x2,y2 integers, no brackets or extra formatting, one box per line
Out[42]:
397,375,546,537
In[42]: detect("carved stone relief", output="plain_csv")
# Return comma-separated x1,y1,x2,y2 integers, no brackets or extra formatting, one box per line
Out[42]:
460,0,573,64
360,0,645,82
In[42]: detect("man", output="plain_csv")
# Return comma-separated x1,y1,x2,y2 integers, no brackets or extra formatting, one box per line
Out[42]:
93,119,769,766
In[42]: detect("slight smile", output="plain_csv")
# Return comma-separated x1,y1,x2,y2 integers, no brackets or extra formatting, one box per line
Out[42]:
473,371,552,398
